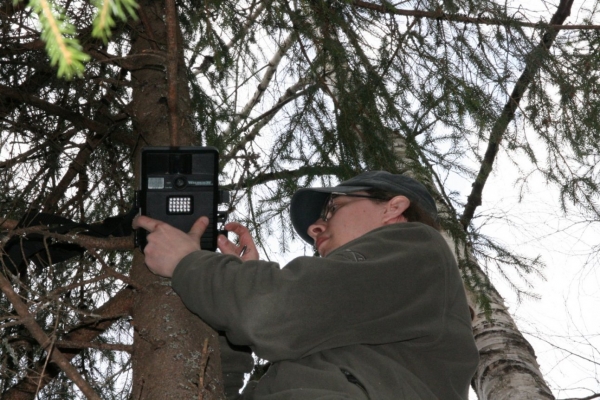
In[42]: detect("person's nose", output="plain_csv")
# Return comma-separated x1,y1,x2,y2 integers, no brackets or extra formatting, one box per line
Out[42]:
308,219,326,240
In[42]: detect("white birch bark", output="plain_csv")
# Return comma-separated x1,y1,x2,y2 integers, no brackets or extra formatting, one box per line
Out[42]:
308,5,556,395
392,134,554,400
224,31,298,139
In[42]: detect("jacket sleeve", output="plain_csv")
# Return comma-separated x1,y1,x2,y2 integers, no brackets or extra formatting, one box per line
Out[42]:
171,223,452,362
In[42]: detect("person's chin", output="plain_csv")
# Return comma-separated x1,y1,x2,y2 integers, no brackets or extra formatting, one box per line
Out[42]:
316,239,331,257
320,243,340,257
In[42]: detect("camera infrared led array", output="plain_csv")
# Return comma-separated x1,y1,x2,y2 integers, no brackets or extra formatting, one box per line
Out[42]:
167,196,193,214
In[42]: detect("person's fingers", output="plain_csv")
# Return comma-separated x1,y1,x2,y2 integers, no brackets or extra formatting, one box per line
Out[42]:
139,218,204,277
220,222,259,261
223,222,254,247
133,215,159,232
217,234,240,256
188,216,209,242
223,222,249,236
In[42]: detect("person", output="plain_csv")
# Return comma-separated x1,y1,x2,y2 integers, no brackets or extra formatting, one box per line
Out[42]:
133,171,479,399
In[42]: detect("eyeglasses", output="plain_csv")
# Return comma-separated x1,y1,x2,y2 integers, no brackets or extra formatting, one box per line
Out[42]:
319,192,389,222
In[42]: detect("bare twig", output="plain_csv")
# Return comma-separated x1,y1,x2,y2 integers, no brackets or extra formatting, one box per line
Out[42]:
194,0,273,74
0,218,19,230
138,7,159,50
0,84,107,133
225,0,273,49
351,0,596,30
36,306,61,396
198,338,210,400
0,273,102,400
223,78,314,162
220,165,347,190
54,340,133,353
0,140,52,169
47,273,112,298
2,287,134,399
558,394,600,400
223,31,297,141
87,248,141,290
42,131,110,212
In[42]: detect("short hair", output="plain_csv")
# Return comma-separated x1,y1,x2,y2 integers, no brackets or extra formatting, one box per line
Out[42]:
364,188,441,231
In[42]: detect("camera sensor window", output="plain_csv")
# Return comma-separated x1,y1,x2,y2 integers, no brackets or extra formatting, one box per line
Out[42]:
148,177,165,189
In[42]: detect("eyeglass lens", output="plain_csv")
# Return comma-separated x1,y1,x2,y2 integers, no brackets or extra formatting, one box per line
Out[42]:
320,196,334,222
318,193,389,222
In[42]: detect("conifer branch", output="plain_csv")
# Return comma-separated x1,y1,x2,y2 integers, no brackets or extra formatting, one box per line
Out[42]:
222,166,348,190
4,225,134,251
0,273,102,400
0,63,55,120
21,0,139,78
0,85,107,133
91,0,139,42
194,0,272,74
460,0,575,230
94,0,113,39
2,288,134,399
28,0,90,79
351,0,598,30
39,0,74,66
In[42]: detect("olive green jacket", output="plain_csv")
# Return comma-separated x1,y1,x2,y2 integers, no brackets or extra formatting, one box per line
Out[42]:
172,222,479,399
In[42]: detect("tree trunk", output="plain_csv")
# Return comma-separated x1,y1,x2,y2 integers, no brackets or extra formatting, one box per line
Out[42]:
311,16,555,395
128,1,224,398
466,262,554,400
391,134,554,400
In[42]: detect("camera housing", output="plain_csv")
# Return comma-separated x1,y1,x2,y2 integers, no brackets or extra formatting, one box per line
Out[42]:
136,146,227,251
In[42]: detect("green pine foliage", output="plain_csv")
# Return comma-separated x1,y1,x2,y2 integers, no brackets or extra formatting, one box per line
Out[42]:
18,0,139,78
91,0,139,43
26,0,91,79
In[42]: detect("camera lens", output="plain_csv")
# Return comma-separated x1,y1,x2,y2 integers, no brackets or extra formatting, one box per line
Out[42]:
174,177,187,189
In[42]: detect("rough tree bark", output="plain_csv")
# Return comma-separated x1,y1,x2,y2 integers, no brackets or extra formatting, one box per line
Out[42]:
128,0,224,398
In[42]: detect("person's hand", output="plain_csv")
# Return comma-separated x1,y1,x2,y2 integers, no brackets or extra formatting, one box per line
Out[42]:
133,215,209,277
217,222,259,261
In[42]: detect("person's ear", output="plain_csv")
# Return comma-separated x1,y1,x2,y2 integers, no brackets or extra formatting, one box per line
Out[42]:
382,195,410,224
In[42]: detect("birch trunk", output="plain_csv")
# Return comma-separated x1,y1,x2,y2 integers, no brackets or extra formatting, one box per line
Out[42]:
320,58,555,399
392,135,554,400
314,7,559,394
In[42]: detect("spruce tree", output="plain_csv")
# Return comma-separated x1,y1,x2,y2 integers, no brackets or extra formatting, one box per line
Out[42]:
1,0,599,398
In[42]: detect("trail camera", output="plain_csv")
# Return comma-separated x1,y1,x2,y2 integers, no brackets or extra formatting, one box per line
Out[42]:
136,146,228,251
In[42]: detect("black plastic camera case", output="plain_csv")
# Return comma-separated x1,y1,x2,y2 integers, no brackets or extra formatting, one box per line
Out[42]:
137,146,221,251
